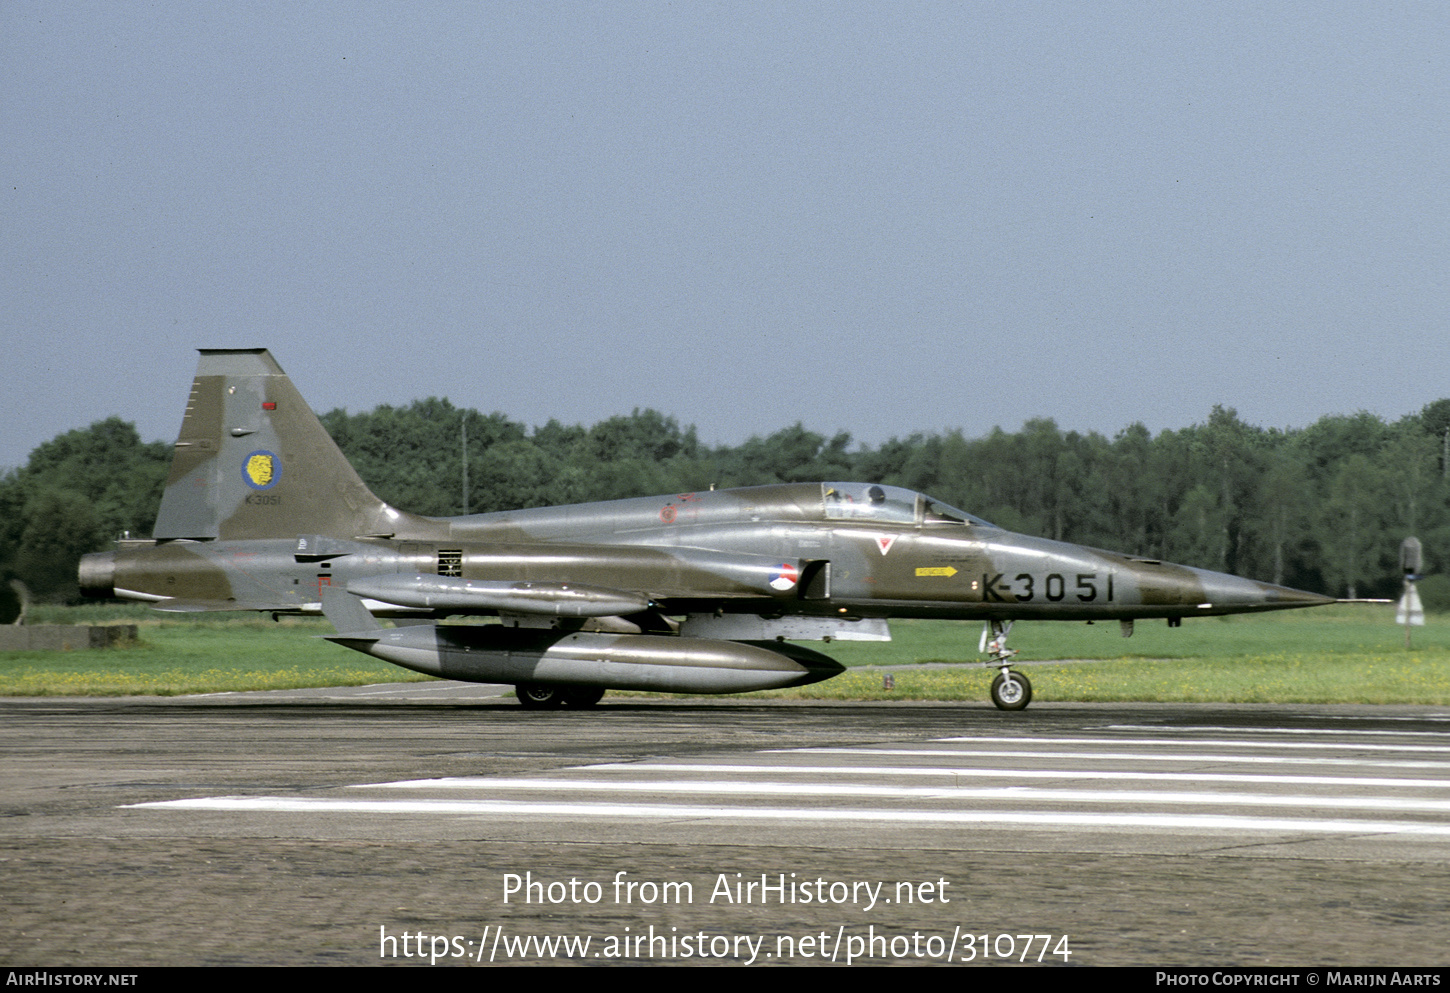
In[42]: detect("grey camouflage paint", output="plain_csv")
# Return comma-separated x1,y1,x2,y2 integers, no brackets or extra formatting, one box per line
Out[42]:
80,350,1334,709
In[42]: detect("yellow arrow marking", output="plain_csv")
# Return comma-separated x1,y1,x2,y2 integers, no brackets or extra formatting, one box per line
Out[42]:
915,566,958,577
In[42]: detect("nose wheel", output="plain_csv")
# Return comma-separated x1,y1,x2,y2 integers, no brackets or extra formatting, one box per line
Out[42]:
981,620,1033,711
990,668,1032,710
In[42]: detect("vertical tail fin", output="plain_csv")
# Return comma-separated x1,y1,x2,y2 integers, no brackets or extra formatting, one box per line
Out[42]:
154,349,429,541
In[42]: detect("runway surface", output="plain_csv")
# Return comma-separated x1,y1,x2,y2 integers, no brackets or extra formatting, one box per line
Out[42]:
3,688,1448,966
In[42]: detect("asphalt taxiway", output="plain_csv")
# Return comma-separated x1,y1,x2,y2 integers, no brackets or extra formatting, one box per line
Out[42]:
3,689,1448,966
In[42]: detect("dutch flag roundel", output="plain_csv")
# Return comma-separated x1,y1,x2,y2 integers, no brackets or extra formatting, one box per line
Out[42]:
769,563,799,592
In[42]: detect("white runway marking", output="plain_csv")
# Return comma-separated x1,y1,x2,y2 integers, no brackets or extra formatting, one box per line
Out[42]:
125,796,1450,836
934,735,1450,754
1104,725,1450,738
357,776,1450,813
571,763,1450,789
782,746,1450,770
124,723,1450,840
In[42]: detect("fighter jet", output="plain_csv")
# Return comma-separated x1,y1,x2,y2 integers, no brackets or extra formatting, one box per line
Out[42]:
78,349,1335,710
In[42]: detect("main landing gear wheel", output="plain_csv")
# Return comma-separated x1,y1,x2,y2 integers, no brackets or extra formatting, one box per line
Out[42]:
515,684,606,709
990,670,1032,711
515,683,563,709
560,686,606,708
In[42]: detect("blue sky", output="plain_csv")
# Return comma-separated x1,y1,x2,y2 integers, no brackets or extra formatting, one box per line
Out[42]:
5,2,1448,469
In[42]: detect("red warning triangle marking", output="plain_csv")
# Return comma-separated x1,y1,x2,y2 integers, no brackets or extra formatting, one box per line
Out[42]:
877,536,897,556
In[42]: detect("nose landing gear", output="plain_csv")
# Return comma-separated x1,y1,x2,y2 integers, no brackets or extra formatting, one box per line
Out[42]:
980,620,1032,711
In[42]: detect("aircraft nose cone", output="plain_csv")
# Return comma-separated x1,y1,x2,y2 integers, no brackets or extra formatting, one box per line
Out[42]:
1259,583,1337,608
1194,569,1334,612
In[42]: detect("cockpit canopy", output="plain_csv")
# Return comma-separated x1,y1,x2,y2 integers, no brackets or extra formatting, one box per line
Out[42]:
821,483,996,528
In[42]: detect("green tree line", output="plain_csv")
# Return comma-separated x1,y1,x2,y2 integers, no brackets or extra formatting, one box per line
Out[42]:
3,400,1448,605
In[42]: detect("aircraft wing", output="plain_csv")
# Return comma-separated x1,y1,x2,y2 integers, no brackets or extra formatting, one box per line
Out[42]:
150,597,301,613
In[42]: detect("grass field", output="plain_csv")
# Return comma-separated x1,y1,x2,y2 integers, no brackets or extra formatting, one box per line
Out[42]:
1,603,1446,704
0,604,428,696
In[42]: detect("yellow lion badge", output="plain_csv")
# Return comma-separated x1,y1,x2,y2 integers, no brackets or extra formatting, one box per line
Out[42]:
243,451,279,489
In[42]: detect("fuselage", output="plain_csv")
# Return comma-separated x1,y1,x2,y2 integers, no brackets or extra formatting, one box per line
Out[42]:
82,480,1332,622
77,348,1343,709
